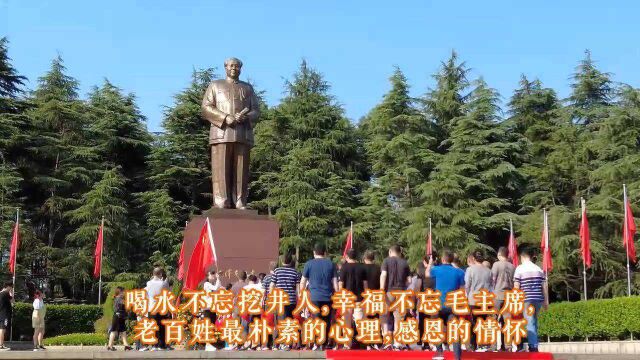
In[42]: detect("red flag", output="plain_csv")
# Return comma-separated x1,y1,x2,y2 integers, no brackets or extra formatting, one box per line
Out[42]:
9,218,19,275
540,210,553,272
183,218,217,290
426,218,433,257
623,190,637,263
342,225,353,259
508,219,519,267
93,220,104,279
580,199,591,268
177,240,186,280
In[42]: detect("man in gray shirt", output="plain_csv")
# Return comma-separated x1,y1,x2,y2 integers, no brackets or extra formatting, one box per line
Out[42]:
491,246,515,351
464,250,493,351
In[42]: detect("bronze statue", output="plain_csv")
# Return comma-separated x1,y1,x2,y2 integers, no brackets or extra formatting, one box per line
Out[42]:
201,58,260,209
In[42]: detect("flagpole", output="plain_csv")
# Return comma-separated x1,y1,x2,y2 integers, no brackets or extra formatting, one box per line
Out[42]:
581,198,588,301
428,217,432,260
624,184,632,297
98,217,104,305
544,209,549,295
350,221,354,249
9,208,18,342
11,208,18,296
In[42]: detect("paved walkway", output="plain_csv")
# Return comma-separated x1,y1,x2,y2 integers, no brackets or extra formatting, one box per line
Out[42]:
0,350,636,360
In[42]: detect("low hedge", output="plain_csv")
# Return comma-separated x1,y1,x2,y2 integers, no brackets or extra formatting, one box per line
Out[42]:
44,333,108,346
539,296,640,340
12,303,102,340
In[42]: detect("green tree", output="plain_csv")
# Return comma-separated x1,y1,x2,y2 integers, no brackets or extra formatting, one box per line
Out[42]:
0,37,27,247
362,67,436,208
356,67,435,258
65,168,128,271
423,51,470,148
406,80,524,262
149,69,215,218
88,80,151,191
26,56,98,247
507,76,563,208
568,50,614,126
137,188,183,269
266,61,364,260
588,86,640,296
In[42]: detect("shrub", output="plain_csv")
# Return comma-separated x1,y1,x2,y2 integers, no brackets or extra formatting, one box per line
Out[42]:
12,303,102,340
539,296,640,340
44,333,108,346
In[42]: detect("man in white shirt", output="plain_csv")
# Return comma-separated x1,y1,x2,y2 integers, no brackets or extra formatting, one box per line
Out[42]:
145,268,170,350
202,270,222,351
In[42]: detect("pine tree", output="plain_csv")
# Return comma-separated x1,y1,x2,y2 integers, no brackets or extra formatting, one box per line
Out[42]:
0,37,26,101
423,51,470,148
88,80,151,191
137,188,183,261
0,37,27,246
406,80,524,262
588,86,640,296
569,50,614,126
65,168,128,269
149,69,215,217
362,67,436,208
507,76,562,208
250,104,291,215
27,56,98,247
267,61,363,260
356,67,435,257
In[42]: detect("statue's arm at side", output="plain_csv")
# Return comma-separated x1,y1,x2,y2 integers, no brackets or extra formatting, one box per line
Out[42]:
245,88,261,127
201,83,227,128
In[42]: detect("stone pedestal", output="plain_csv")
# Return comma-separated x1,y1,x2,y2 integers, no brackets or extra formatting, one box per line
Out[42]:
181,208,279,287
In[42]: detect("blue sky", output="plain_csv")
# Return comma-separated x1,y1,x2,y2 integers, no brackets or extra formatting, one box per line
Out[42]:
2,1,639,132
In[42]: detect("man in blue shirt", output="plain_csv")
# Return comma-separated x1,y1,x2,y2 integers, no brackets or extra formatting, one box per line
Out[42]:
301,243,338,349
426,249,465,360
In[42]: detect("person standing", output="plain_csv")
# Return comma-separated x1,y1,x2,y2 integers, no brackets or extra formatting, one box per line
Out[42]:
145,268,170,350
32,290,47,351
0,282,14,351
416,255,435,349
426,250,464,360
339,248,367,348
107,287,132,351
300,243,338,350
465,250,493,351
362,251,381,291
203,271,222,351
231,271,248,296
380,245,410,350
270,253,301,319
514,248,549,353
492,246,515,351
262,262,277,306
270,253,301,350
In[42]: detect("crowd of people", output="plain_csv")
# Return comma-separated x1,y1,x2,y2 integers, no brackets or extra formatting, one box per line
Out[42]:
121,243,547,357
0,243,548,357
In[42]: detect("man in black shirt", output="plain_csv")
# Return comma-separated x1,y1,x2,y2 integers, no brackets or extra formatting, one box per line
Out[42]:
339,249,367,341
380,245,410,350
0,282,14,351
362,250,381,290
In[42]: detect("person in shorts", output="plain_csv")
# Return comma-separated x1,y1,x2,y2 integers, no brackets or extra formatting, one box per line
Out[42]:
107,286,132,351
339,248,367,348
0,282,14,351
32,290,46,351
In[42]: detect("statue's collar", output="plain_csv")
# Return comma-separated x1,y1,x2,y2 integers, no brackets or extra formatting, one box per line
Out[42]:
225,78,240,84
